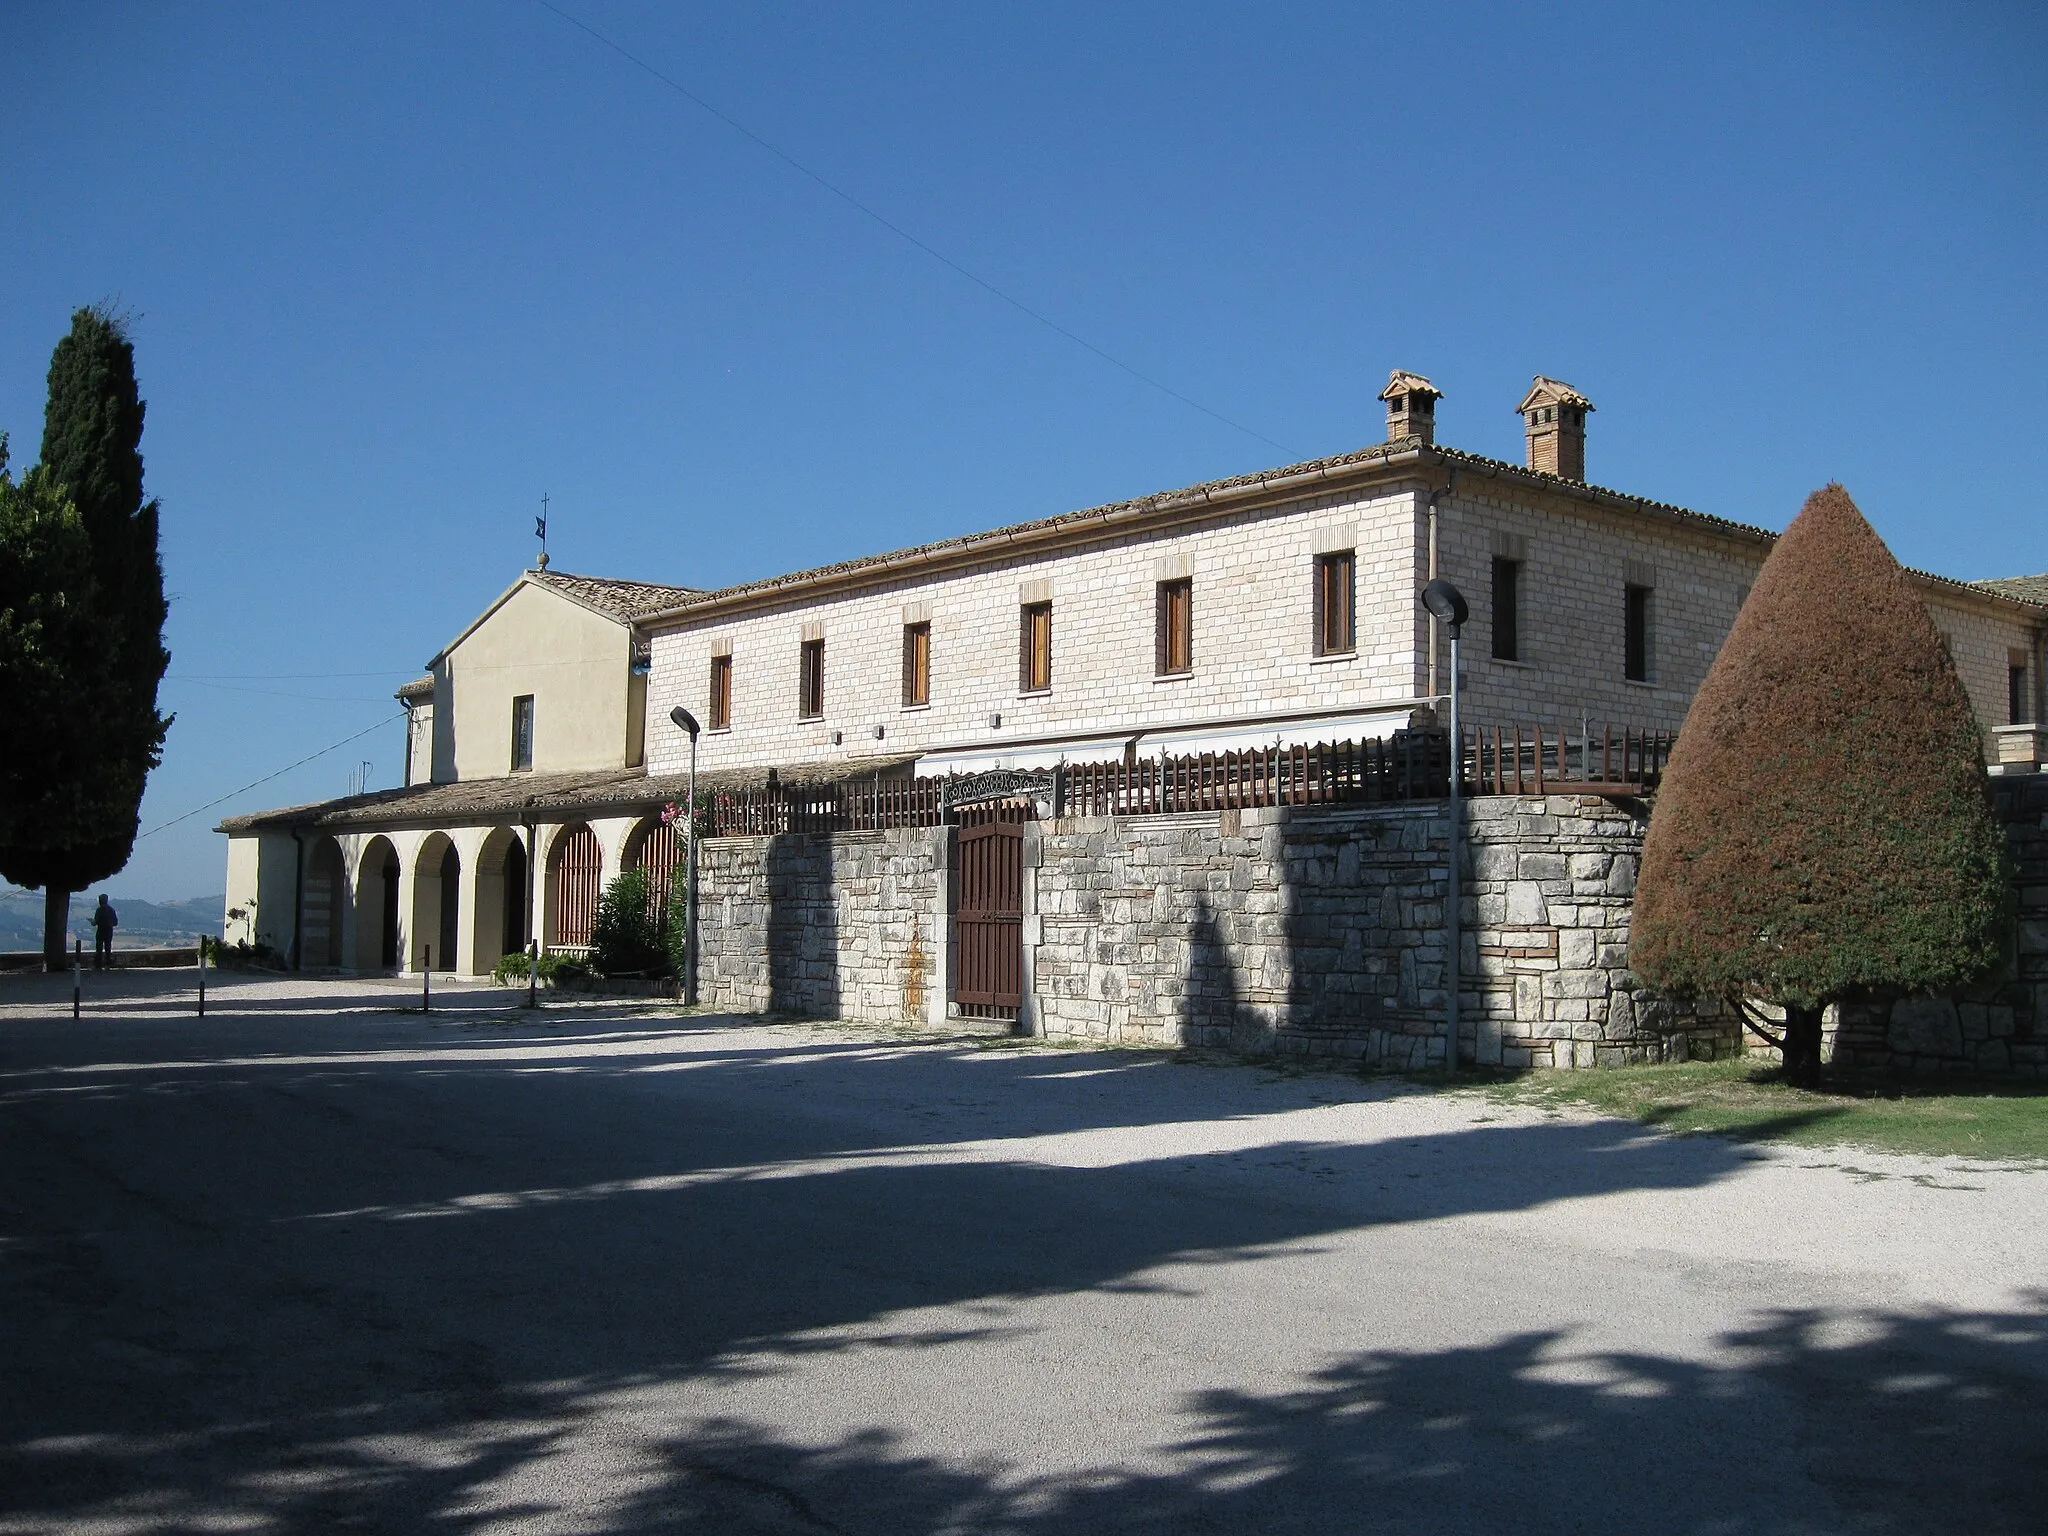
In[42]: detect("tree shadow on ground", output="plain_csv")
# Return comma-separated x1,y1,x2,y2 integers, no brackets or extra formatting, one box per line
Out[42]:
2,1002,2042,1531
607,1301,2048,1535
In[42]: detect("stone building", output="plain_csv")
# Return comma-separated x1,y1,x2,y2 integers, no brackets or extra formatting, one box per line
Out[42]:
639,372,2043,781
219,371,2048,985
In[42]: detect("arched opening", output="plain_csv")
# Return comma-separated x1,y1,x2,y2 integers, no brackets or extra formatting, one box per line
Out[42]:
624,812,684,931
410,832,459,973
356,836,400,970
471,825,530,974
545,823,603,953
302,836,346,968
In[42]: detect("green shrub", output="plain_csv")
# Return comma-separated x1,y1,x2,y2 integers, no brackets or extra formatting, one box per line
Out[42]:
492,949,588,985
588,868,668,978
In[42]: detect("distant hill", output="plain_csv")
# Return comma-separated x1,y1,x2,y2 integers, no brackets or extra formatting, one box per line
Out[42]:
0,892,222,952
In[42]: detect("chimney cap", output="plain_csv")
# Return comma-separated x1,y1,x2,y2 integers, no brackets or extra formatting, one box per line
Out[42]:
1380,369,1444,403
1515,375,1594,414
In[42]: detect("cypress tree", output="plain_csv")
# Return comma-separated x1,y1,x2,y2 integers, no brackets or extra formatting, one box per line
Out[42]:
1630,484,2008,1086
0,309,171,967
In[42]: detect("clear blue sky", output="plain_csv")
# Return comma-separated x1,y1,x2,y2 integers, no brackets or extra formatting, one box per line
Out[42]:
4,1,2044,901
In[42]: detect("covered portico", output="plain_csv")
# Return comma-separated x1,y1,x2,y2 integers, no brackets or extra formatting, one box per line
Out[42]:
217,761,894,976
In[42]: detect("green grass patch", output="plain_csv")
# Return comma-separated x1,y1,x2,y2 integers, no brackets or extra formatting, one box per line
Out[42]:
1475,1057,2048,1161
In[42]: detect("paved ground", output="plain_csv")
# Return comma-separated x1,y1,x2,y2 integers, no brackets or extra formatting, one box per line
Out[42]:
1,969,2044,1534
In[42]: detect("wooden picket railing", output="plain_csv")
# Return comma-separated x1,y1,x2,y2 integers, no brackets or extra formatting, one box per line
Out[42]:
694,720,1668,837
706,778,947,836
1469,722,1673,796
1059,733,1451,817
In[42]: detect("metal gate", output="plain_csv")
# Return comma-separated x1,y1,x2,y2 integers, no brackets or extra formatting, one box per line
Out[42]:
953,802,1031,1020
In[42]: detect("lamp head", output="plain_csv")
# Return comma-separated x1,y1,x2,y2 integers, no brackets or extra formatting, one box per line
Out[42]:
669,705,701,740
1420,578,1469,634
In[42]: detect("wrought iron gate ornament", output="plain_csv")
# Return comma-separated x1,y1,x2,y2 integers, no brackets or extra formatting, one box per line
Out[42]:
940,768,1056,810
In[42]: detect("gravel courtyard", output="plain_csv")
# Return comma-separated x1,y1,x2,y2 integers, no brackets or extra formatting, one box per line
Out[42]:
2,969,2044,1534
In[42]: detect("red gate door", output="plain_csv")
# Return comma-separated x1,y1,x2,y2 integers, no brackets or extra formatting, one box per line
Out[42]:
954,814,1025,1019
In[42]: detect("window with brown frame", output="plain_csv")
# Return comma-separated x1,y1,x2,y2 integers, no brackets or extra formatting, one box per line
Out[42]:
708,654,732,730
1020,602,1052,693
1314,551,1355,655
902,622,931,707
1156,578,1192,675
799,638,825,719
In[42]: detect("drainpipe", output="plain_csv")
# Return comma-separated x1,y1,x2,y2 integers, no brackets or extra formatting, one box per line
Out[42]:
290,828,305,972
1424,472,1456,704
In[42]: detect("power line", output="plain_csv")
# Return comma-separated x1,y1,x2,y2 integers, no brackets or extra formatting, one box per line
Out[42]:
534,1,1297,457
138,715,404,840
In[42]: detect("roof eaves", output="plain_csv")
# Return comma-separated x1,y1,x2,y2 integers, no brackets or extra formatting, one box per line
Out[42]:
638,438,1435,626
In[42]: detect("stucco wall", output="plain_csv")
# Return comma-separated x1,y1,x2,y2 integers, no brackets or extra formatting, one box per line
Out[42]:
433,581,632,781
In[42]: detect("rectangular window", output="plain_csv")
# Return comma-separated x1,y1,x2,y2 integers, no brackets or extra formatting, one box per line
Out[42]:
709,654,732,731
1491,557,1521,662
1314,551,1355,655
1624,584,1654,682
511,694,535,772
902,621,931,707
1020,601,1053,693
2010,661,2030,726
799,638,824,720
1156,578,1192,675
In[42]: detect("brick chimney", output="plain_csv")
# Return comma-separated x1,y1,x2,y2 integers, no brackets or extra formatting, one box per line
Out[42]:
1516,376,1594,481
1380,370,1443,446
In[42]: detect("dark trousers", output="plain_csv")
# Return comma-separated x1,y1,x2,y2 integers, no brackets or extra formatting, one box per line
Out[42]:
93,933,112,969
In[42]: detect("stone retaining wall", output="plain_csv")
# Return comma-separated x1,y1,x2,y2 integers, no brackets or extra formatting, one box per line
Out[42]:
1023,796,1737,1067
692,779,2048,1074
1826,775,2048,1076
697,827,947,1025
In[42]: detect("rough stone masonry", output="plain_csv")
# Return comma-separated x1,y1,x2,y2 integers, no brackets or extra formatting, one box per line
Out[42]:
692,777,2048,1073
1023,795,1737,1068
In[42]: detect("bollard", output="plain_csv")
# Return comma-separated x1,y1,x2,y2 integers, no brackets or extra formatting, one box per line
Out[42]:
72,938,81,1019
197,941,206,1017
422,945,431,1013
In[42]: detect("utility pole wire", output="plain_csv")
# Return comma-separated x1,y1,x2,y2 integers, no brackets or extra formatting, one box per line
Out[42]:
535,1,1298,457
138,715,404,839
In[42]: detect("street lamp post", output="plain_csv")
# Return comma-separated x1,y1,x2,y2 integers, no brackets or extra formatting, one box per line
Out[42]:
669,706,701,1006
1420,578,1469,1073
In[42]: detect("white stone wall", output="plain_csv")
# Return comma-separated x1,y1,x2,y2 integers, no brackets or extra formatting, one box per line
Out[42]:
646,486,1428,777
1433,481,1767,735
1434,476,2038,745
645,471,2039,782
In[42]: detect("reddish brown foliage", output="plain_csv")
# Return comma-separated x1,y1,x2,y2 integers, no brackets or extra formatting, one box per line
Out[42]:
1630,484,2007,1012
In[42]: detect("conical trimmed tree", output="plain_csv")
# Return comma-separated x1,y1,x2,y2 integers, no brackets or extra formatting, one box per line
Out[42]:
1630,483,2008,1086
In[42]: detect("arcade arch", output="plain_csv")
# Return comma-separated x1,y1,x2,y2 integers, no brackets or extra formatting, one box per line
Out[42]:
356,836,401,971
302,836,346,968
545,822,603,950
471,825,530,973
411,832,460,973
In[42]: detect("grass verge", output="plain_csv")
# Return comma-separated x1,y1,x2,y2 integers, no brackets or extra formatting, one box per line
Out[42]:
1474,1057,2048,1161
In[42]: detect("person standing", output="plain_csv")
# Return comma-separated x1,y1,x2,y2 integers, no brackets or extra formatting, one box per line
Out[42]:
92,895,118,970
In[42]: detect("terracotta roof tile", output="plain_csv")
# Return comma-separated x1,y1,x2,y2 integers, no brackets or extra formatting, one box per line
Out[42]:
215,758,917,835
1973,574,2048,606
530,569,704,622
